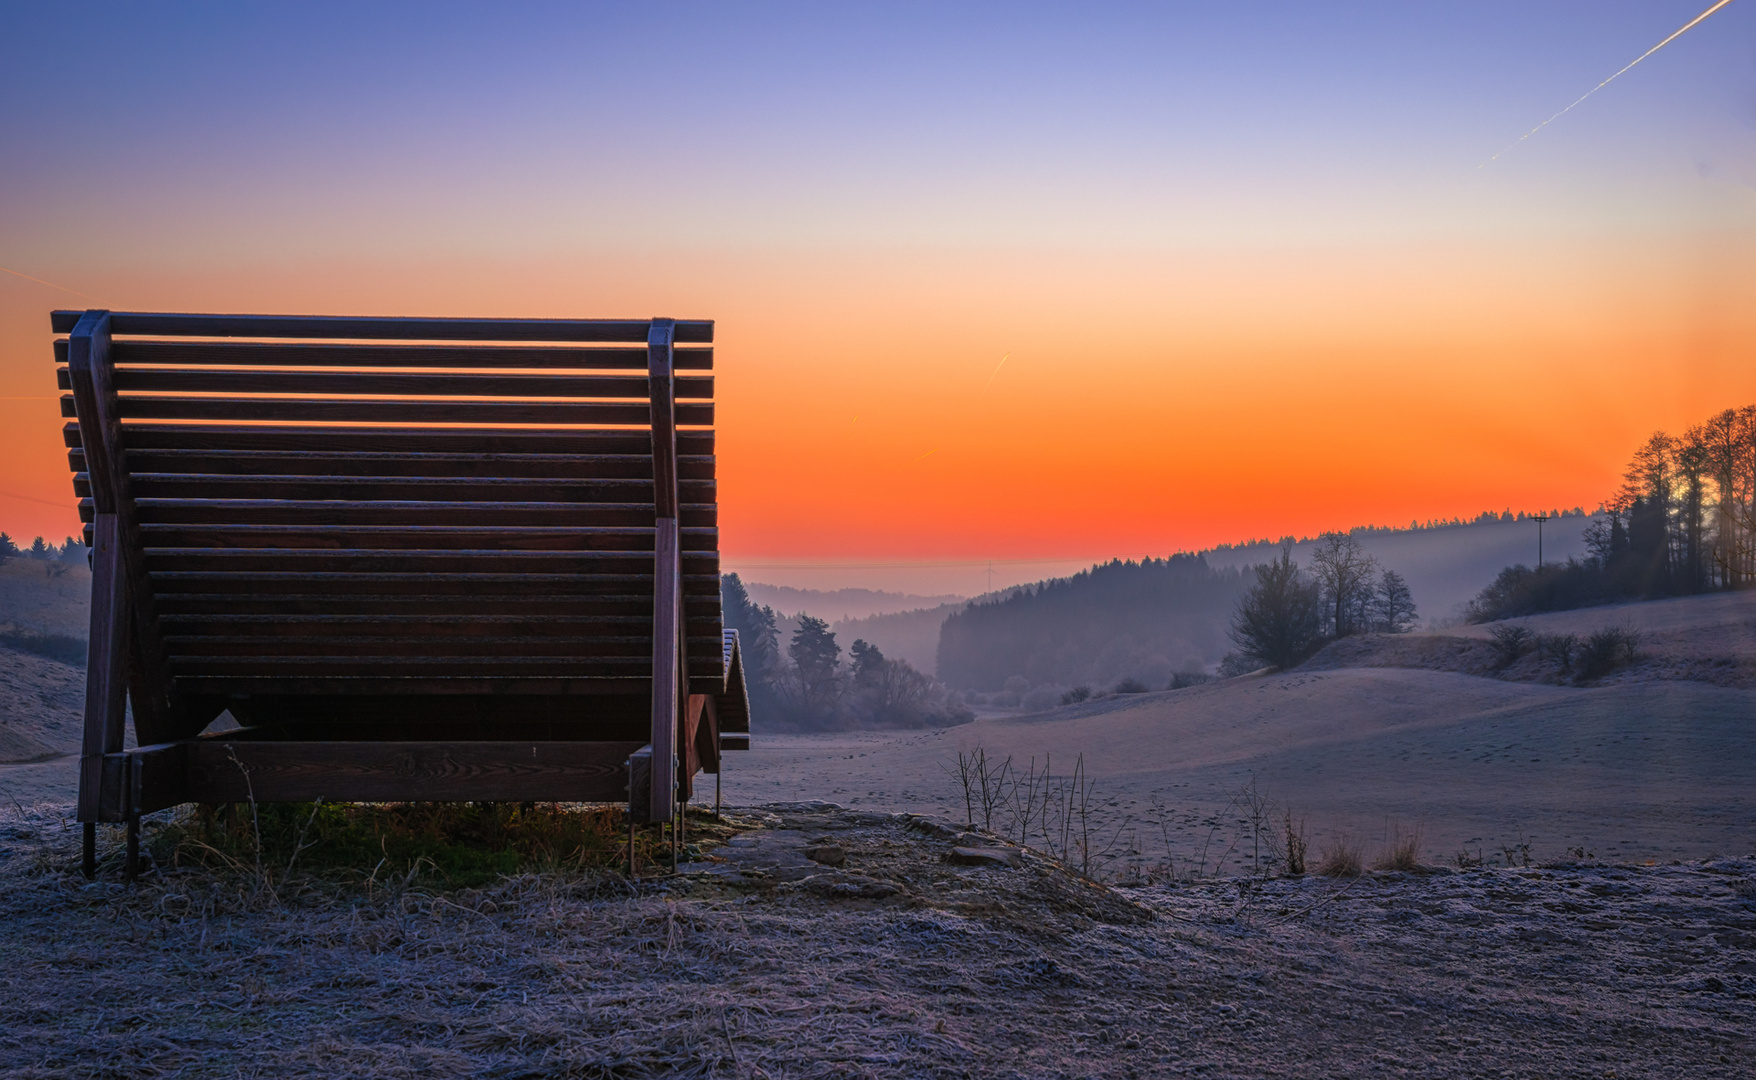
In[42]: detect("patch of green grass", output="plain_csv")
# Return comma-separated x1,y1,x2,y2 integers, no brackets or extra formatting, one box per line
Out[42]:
153,801,723,888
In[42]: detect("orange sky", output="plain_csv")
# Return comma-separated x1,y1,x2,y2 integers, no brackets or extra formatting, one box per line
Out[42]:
4,230,1754,575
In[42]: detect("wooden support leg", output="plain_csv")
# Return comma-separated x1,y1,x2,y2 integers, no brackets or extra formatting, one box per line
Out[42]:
82,823,96,879
78,514,130,832
649,518,681,825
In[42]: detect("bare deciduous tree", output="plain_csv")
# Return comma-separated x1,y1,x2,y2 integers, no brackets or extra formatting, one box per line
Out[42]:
1309,532,1377,637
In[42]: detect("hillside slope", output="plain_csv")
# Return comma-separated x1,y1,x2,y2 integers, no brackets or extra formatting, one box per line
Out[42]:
0,558,91,639
1308,589,1756,689
724,665,1756,866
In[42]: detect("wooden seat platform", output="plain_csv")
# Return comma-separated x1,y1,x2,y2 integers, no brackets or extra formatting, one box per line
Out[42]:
52,309,749,876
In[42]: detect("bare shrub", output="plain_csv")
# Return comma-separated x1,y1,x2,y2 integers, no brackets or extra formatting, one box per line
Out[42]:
1372,824,1423,872
1616,625,1641,663
1169,672,1211,690
947,747,1134,880
1498,837,1533,868
1488,624,1532,668
1113,677,1150,694
1060,685,1092,705
1315,836,1363,878
1231,779,1275,876
1577,625,1640,681
1535,632,1579,671
945,748,1012,831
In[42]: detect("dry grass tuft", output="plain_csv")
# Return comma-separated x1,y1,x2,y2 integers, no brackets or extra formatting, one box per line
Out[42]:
1315,836,1363,878
1372,824,1424,872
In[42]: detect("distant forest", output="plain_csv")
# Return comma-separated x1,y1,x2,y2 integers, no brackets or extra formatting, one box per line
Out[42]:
1207,507,1594,556
1470,404,1756,621
935,555,1247,692
721,574,972,730
0,533,84,564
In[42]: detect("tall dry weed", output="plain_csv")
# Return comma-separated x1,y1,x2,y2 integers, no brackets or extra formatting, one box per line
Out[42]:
1315,836,1363,878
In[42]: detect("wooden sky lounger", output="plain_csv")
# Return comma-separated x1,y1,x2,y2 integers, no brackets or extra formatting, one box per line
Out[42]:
52,309,750,877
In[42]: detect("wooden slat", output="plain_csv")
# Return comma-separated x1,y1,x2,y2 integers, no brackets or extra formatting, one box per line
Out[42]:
133,525,719,551
52,310,713,343
99,477,715,503
64,394,715,426
72,449,715,480
167,656,726,676
166,635,727,658
117,501,717,530
173,676,721,697
136,550,679,576
86,368,713,399
67,422,715,456
180,740,647,804
146,576,719,598
154,594,722,617
162,614,724,638
108,341,713,369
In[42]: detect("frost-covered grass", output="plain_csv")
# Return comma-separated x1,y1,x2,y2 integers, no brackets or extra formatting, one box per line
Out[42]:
2,801,1751,1079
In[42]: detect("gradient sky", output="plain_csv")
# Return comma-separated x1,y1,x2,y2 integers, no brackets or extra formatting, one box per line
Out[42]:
2,2,1753,594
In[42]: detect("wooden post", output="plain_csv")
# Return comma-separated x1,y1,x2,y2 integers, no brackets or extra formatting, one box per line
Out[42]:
647,318,681,825
78,515,132,864
65,310,175,742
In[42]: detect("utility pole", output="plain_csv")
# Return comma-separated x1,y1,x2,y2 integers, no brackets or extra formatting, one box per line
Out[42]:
1532,513,1550,570
985,561,995,594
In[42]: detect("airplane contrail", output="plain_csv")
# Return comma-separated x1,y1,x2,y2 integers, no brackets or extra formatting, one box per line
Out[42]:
1484,0,1739,165
0,265,103,302
977,353,1009,401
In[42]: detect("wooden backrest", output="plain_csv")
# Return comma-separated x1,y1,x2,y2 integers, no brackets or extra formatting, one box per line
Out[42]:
53,310,726,742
